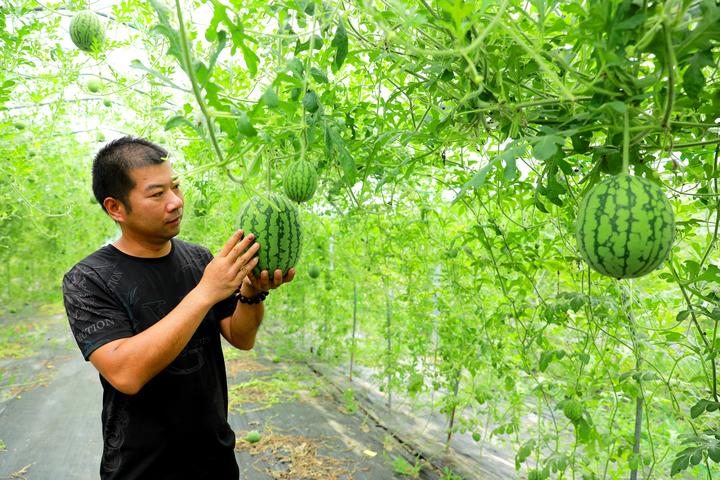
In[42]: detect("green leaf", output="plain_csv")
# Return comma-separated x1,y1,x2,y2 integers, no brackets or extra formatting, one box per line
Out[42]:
294,35,324,54
164,115,194,131
671,453,690,476
503,157,518,181
310,66,329,84
237,110,257,137
607,101,627,113
287,57,305,79
539,351,557,372
330,19,348,72
130,59,186,91
240,43,259,76
149,24,184,69
325,123,356,184
709,446,720,463
691,399,708,419
690,449,704,466
206,30,227,79
532,135,564,161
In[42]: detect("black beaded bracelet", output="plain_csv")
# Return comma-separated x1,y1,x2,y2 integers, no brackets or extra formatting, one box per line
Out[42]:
235,289,269,304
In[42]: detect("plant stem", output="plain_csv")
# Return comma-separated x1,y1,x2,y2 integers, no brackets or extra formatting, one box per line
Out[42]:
661,23,676,130
385,280,393,411
669,262,719,401
622,108,630,175
175,0,226,169
446,371,461,448
349,282,358,381
624,286,643,480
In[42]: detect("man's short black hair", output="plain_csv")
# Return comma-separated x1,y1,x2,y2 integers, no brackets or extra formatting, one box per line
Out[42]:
92,136,168,213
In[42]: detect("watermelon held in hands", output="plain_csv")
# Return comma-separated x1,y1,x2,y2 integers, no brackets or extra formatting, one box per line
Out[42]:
283,160,318,203
69,11,105,52
237,193,302,277
575,174,675,279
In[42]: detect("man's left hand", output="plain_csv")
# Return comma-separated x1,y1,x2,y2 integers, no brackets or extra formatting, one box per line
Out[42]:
241,268,296,297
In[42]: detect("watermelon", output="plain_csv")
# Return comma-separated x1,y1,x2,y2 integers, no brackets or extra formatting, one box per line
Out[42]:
244,430,261,443
283,160,318,203
103,98,112,107
575,174,674,279
302,90,320,113
237,193,302,276
87,79,102,93
69,11,105,52
308,265,320,278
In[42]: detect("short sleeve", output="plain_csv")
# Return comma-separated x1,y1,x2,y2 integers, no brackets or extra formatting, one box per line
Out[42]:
63,264,135,360
213,294,237,321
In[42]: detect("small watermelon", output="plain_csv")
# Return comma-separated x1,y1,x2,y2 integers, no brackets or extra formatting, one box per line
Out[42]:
561,399,583,422
302,90,320,113
575,174,674,279
13,122,26,130
69,11,105,52
308,265,320,278
237,193,302,276
283,160,318,203
103,98,112,107
87,79,102,93
244,430,261,443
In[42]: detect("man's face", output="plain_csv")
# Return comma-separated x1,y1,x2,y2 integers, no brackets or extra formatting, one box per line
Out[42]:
121,162,184,242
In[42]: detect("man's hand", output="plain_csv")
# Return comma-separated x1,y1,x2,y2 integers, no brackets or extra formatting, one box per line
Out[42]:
241,267,296,297
198,230,259,305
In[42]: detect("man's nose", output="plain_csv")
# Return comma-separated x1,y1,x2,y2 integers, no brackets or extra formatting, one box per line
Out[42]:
168,190,184,211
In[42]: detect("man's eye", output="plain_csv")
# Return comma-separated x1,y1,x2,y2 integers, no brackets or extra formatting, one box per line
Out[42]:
153,192,163,198
172,183,181,190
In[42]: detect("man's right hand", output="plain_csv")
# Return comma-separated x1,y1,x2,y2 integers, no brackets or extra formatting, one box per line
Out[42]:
198,230,259,305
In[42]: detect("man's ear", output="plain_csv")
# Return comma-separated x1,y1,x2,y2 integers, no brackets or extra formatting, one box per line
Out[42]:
103,197,126,223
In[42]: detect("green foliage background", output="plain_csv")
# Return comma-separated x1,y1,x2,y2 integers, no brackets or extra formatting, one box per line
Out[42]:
3,0,720,478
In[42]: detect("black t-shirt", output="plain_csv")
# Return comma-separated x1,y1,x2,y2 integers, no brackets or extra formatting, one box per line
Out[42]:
62,239,239,480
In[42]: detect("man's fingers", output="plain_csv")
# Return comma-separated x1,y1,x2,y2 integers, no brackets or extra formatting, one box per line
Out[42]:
229,243,259,276
227,233,256,261
218,230,244,257
283,268,296,284
235,257,259,282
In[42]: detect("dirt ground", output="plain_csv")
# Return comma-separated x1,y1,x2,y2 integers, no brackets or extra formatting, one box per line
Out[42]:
0,310,451,480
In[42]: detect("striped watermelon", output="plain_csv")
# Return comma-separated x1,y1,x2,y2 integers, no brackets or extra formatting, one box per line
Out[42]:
308,265,320,278
237,193,302,276
283,160,318,203
69,11,104,52
575,174,674,279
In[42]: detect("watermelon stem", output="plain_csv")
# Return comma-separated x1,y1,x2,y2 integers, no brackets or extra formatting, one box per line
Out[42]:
622,108,630,176
660,22,676,131
299,16,319,164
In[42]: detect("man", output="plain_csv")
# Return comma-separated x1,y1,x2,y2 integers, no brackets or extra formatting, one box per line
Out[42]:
62,136,294,479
